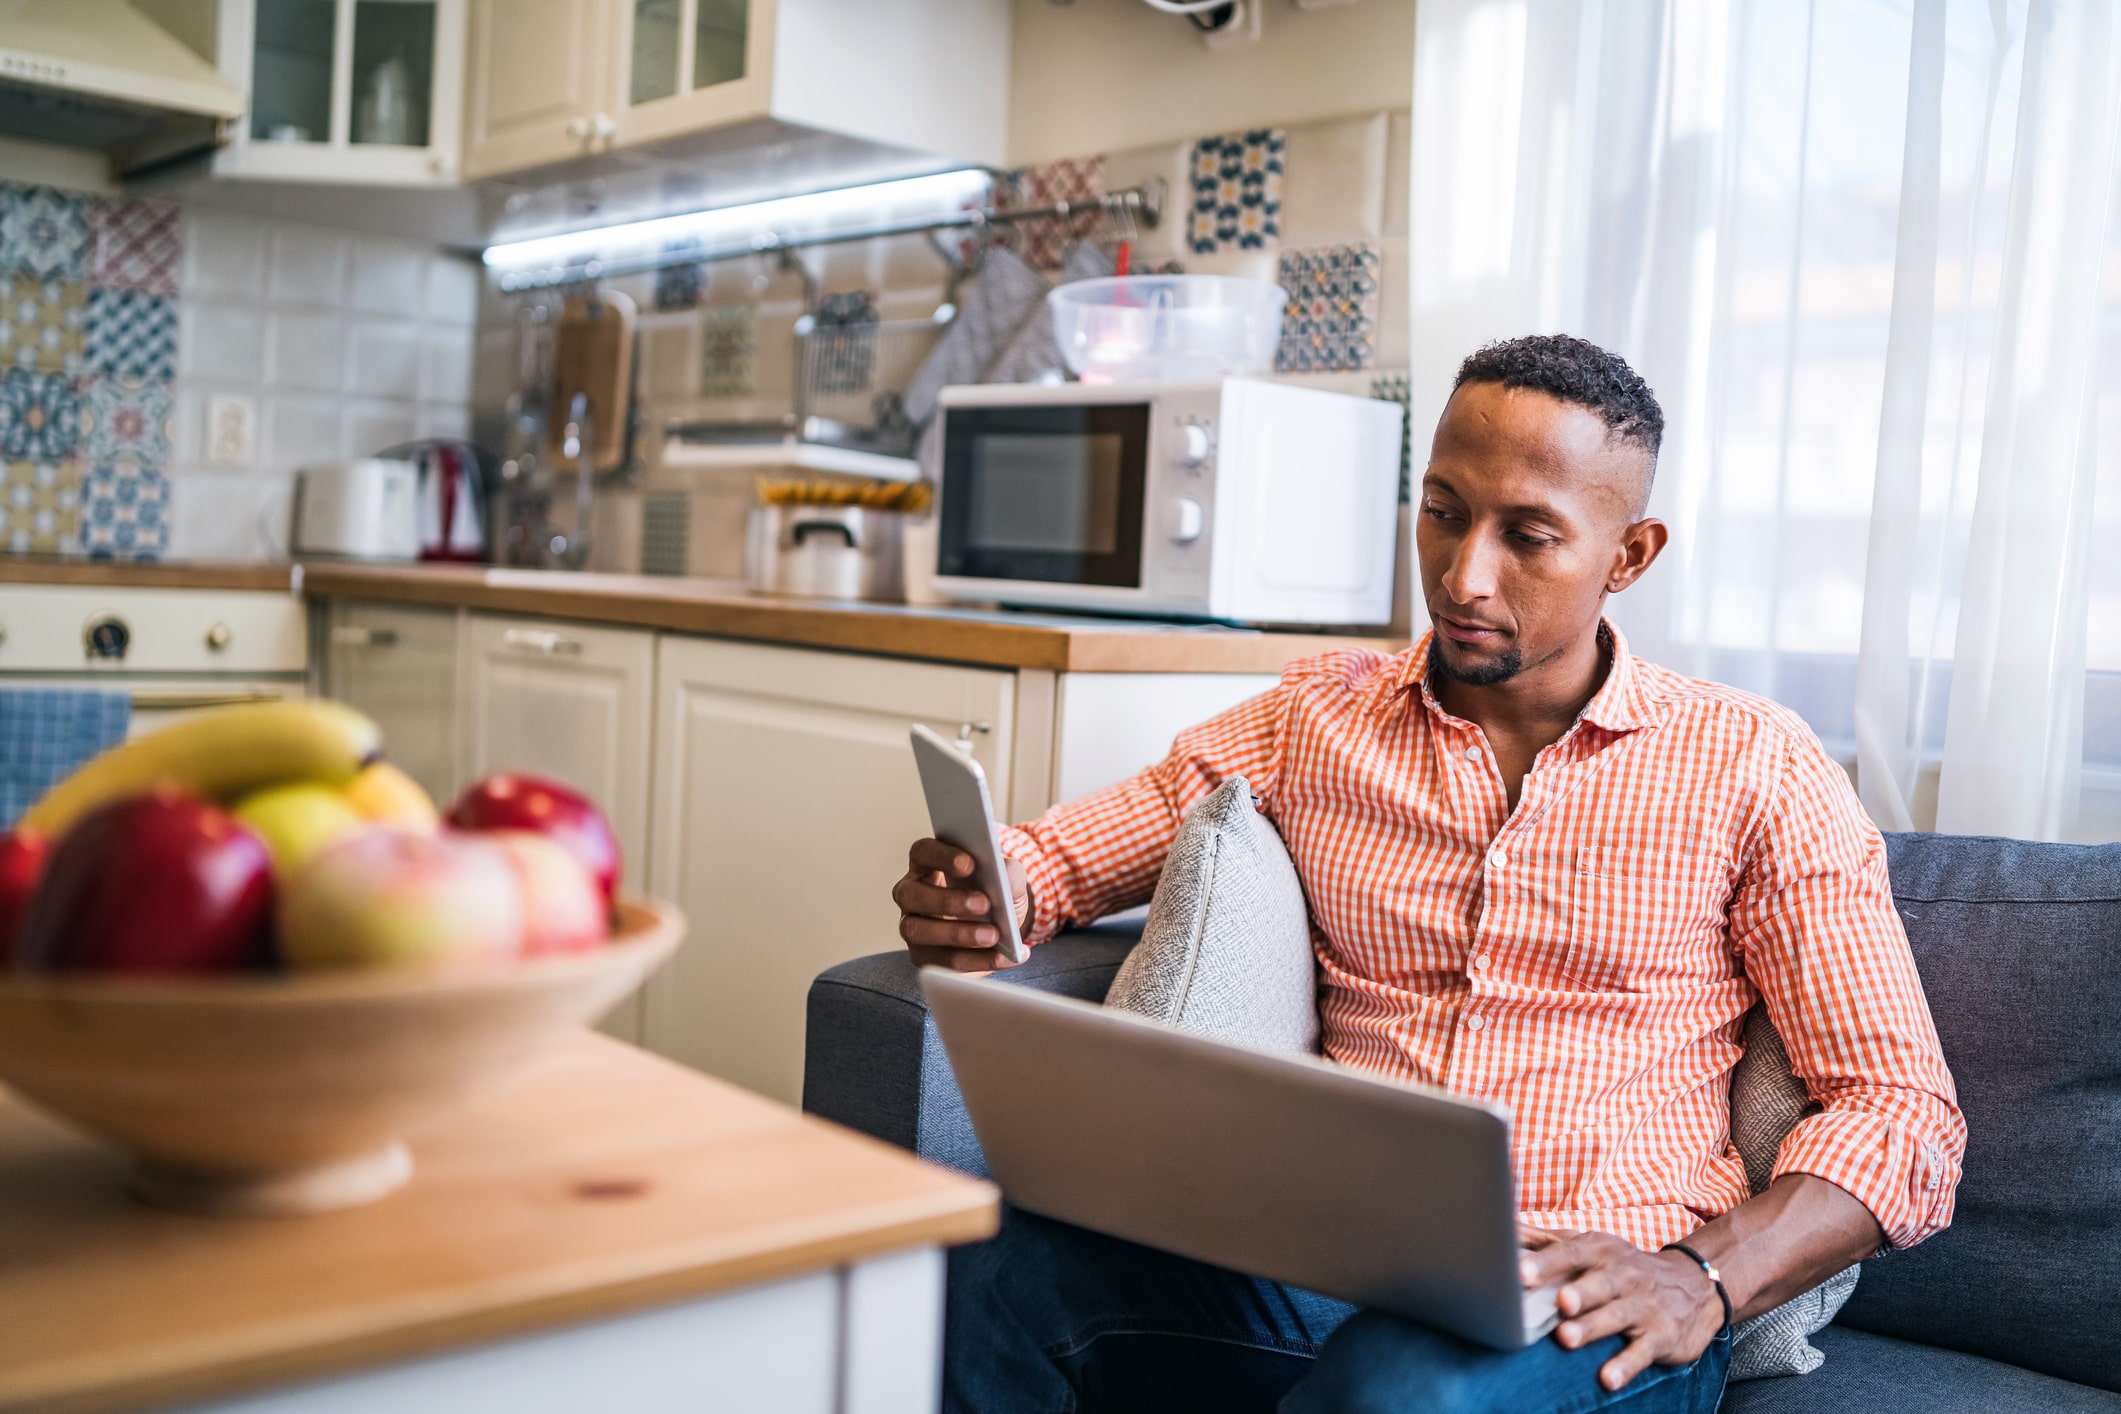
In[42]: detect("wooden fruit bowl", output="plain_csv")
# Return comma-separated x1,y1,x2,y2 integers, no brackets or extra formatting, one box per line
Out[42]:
0,898,683,1218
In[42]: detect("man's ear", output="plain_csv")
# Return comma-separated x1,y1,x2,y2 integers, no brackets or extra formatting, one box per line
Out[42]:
1607,518,1668,594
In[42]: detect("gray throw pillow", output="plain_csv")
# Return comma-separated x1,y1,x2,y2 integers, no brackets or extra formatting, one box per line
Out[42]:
1725,1004,1862,1380
1104,776,1318,1055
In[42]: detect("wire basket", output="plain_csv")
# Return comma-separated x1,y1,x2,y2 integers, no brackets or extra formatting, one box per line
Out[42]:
795,313,946,455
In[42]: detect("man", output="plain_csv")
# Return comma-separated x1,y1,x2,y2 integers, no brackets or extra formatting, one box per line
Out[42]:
893,335,1964,1412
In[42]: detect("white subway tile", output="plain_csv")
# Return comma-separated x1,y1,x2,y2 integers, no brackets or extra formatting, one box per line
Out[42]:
268,225,350,307
417,326,475,406
181,209,266,300
348,240,430,319
180,301,267,383
1283,114,1390,247
266,310,345,392
263,394,343,472
415,405,473,441
344,400,418,457
426,255,482,326
348,319,423,399
166,470,277,562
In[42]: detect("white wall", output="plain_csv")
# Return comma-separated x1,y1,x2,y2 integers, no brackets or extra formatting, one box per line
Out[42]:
1007,0,1416,165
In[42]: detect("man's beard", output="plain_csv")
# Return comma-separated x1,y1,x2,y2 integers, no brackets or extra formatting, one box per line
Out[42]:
1434,640,1524,687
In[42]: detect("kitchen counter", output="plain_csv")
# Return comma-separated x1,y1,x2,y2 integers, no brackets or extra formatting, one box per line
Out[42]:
0,560,298,593
0,1033,998,1414
301,563,1404,674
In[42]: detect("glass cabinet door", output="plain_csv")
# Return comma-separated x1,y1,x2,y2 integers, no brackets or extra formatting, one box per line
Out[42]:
249,0,337,144
351,0,438,147
626,0,749,114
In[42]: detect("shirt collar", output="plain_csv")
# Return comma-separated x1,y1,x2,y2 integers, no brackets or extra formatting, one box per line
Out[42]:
1392,619,1657,734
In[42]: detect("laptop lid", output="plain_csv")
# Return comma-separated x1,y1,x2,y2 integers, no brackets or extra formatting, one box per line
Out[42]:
922,969,1552,1350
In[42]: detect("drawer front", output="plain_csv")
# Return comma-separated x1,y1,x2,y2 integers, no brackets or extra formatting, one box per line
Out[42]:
0,588,308,674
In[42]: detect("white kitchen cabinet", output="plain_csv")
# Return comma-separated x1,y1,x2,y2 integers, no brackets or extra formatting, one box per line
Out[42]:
642,636,1014,1103
212,0,468,185
322,601,461,807
462,613,655,1041
462,0,1008,181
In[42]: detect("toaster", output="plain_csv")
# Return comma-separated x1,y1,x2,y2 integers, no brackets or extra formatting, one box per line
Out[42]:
291,460,421,560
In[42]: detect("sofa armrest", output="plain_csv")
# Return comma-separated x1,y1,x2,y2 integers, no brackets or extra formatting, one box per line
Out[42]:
803,923,1144,1177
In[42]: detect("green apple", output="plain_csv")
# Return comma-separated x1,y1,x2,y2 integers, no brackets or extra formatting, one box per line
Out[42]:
277,827,525,972
232,782,367,877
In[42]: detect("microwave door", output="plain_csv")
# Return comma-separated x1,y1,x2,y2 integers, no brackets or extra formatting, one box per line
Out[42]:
937,403,1152,589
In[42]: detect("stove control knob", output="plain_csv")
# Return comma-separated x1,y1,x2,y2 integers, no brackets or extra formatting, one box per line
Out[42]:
1176,421,1213,469
205,622,233,652
1168,497,1205,544
84,613,130,662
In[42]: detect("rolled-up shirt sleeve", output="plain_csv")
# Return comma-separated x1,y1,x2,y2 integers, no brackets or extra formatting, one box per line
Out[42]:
998,678,1291,944
1728,726,1967,1250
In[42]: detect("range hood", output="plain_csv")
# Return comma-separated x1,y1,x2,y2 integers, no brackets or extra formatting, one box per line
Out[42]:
0,0,244,170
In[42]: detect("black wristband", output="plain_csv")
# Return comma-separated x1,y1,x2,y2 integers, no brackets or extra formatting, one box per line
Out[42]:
1661,1241,1734,1334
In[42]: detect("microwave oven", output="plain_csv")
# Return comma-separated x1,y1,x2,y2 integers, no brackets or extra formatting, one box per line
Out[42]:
933,379,1405,624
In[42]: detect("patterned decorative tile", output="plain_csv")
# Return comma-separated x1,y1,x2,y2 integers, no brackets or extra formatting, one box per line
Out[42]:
80,459,168,561
0,458,81,554
84,288,177,381
700,302,757,398
89,197,181,296
0,275,87,373
998,155,1107,271
808,290,878,396
1189,129,1285,255
1275,242,1381,374
1370,372,1413,503
0,185,90,281
654,241,706,312
0,369,81,461
79,375,171,466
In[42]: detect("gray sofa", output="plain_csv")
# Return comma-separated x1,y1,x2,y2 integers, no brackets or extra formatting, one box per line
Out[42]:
803,833,2121,1410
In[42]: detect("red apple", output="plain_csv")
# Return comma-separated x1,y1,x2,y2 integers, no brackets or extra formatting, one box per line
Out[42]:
447,774,621,908
488,830,607,956
16,791,273,974
277,827,525,973
0,828,49,965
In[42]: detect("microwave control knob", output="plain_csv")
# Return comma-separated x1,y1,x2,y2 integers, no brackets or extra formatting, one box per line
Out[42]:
1176,422,1213,469
1168,497,1206,544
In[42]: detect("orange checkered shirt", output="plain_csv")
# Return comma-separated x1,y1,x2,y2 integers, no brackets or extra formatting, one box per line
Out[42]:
999,626,1965,1252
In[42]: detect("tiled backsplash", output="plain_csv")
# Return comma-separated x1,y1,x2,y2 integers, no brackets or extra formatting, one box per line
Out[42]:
473,109,1415,579
0,180,476,562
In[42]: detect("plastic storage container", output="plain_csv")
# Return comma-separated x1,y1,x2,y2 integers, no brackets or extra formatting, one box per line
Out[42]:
1048,276,1286,384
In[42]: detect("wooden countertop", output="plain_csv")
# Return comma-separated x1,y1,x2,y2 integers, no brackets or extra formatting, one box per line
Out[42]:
0,560,297,593
0,1034,998,1414
301,563,1404,674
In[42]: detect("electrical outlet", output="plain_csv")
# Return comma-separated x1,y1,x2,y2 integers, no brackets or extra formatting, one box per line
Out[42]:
206,394,257,467
1204,0,1262,48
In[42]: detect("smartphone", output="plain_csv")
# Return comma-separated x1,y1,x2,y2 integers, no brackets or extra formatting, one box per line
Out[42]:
908,724,1028,965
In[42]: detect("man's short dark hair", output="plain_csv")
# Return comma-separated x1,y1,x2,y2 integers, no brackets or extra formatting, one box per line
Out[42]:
1453,334,1665,460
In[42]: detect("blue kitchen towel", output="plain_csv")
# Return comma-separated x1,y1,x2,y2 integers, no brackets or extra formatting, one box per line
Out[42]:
0,689,129,830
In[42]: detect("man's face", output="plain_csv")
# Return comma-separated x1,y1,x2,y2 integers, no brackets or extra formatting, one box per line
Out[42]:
1417,382,1663,688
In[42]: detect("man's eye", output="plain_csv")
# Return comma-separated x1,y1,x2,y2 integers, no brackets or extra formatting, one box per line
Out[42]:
1422,503,1461,521
1510,531,1555,548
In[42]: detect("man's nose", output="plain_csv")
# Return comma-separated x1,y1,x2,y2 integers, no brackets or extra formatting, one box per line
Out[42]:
1441,526,1501,604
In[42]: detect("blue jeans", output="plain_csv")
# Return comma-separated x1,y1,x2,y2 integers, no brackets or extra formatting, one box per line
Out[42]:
945,1207,1734,1414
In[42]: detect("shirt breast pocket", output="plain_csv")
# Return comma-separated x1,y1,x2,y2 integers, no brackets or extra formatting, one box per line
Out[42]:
1565,845,1736,992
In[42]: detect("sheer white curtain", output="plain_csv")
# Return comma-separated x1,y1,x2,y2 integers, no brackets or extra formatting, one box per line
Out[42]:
1407,0,2121,841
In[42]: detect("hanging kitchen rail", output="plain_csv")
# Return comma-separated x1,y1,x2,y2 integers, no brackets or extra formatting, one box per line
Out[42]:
492,178,1167,292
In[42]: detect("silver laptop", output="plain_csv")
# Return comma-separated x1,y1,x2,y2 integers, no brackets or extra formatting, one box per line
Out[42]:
922,969,1561,1351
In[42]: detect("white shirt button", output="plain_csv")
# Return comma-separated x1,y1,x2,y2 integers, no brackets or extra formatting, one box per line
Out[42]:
1489,850,1507,870
1465,1014,1486,1032
1465,746,1482,762
1471,953,1490,971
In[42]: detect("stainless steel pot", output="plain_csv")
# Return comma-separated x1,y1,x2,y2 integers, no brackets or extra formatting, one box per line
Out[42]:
745,503,905,602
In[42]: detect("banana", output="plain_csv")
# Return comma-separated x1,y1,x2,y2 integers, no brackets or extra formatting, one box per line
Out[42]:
22,700,383,841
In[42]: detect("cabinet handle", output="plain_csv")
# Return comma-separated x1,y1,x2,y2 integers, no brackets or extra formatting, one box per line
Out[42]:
956,721,992,744
205,622,233,652
330,626,399,649
503,628,584,656
567,115,593,141
591,113,617,142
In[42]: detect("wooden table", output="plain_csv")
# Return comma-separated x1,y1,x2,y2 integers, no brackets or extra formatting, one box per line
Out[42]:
0,1035,998,1414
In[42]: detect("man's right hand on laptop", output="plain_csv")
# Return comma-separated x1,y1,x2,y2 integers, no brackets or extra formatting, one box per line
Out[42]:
894,838,1029,973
